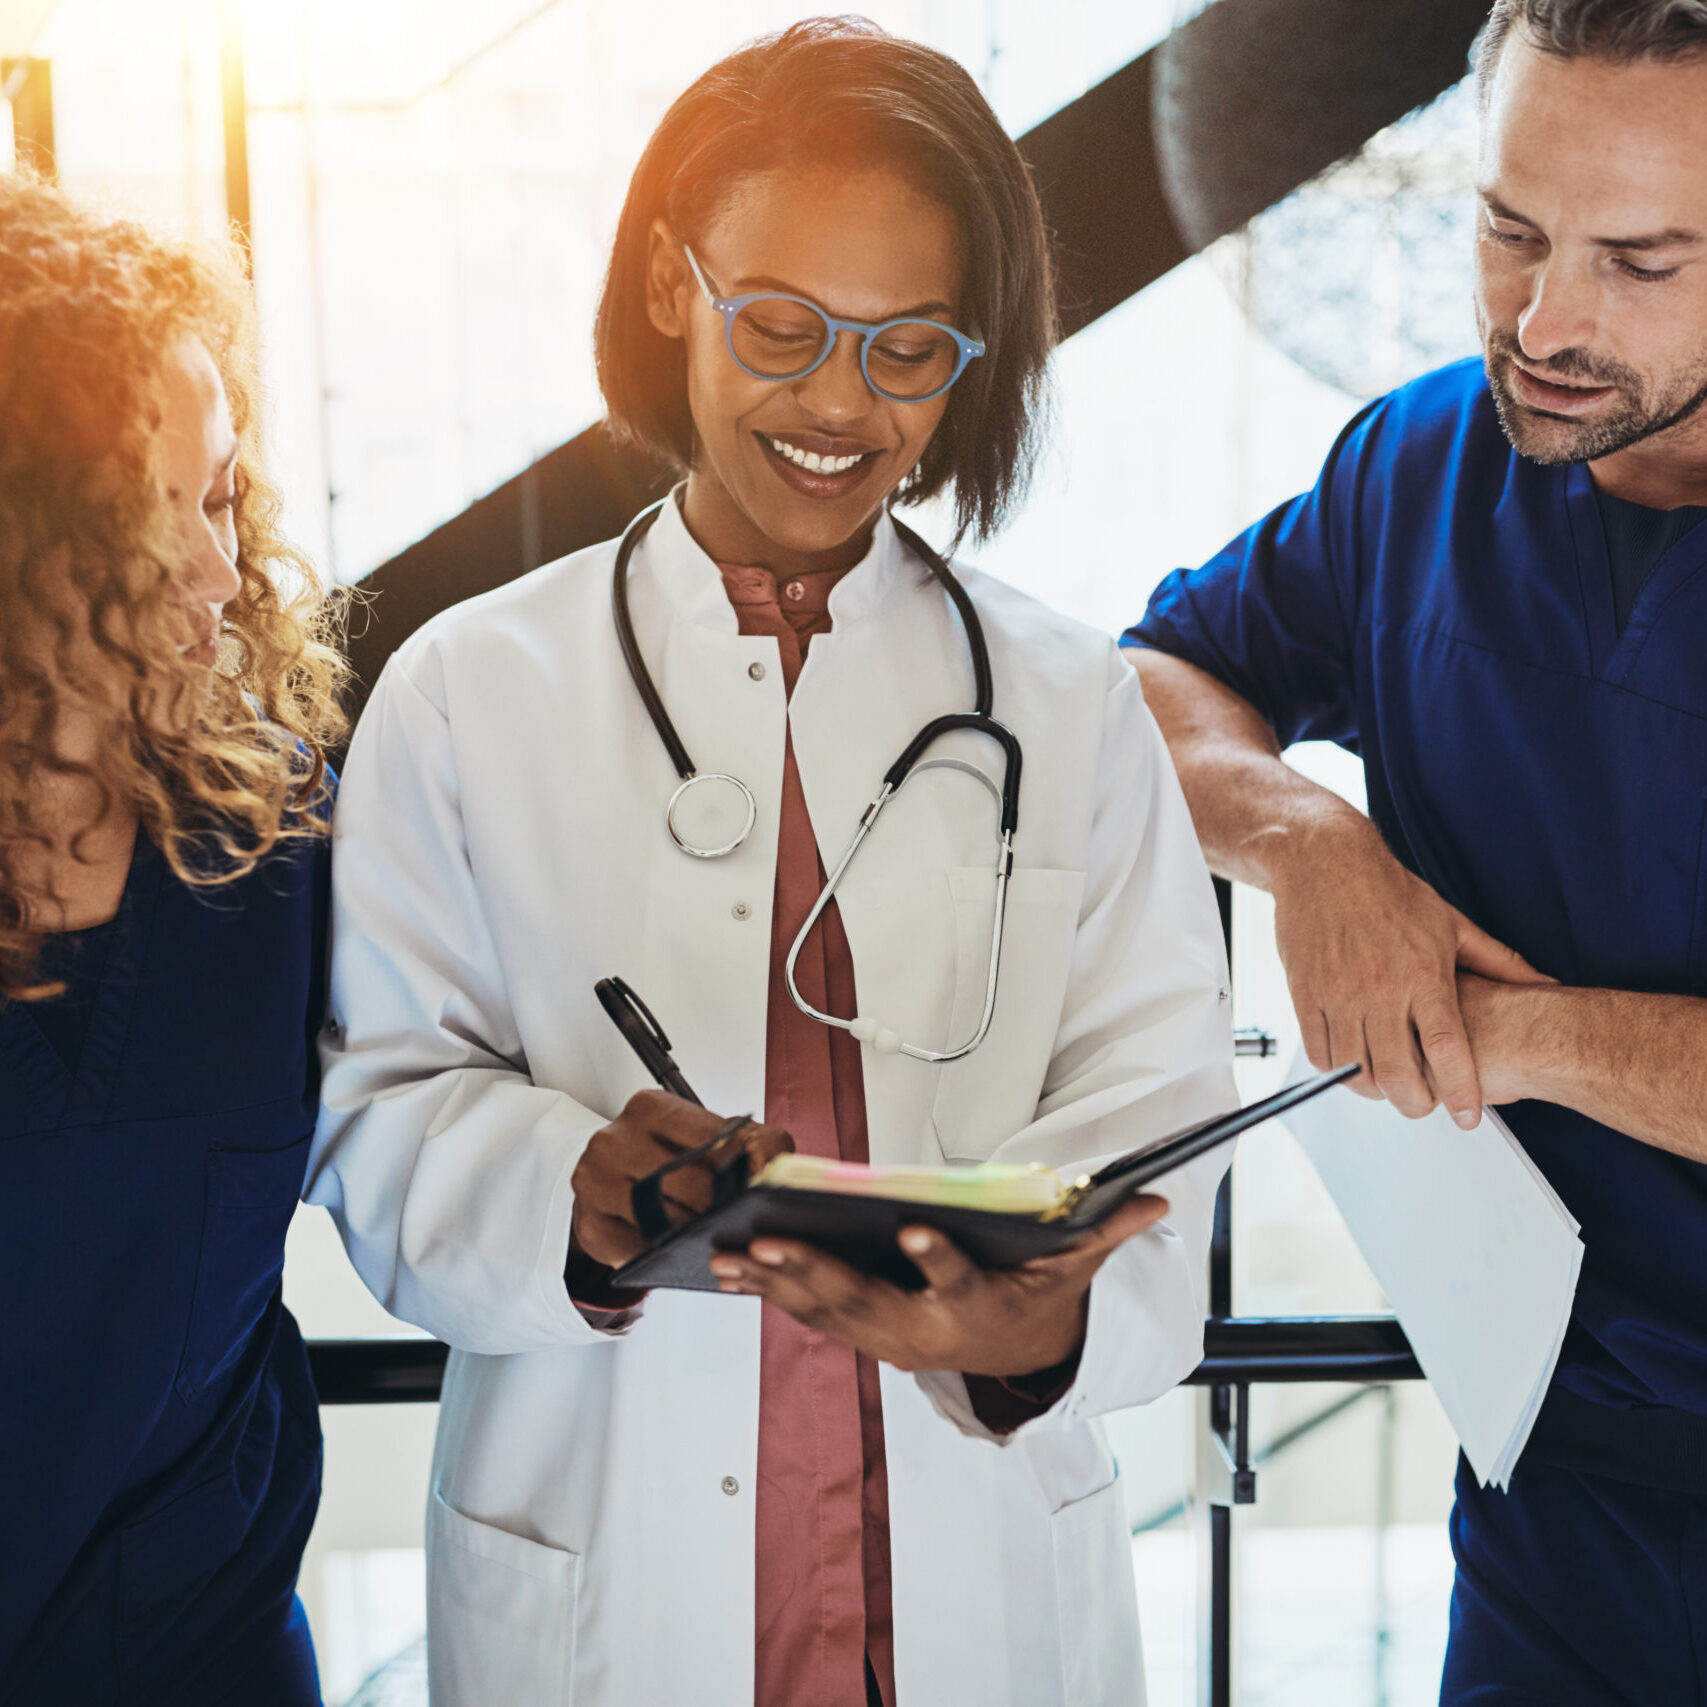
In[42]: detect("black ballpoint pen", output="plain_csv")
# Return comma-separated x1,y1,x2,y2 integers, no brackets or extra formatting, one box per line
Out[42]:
596,977,757,1238
595,976,702,1105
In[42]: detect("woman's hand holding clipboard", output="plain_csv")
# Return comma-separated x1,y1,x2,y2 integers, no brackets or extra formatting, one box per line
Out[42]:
567,979,793,1287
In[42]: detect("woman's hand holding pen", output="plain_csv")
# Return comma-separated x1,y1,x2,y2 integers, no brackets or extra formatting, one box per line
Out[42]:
707,1193,1170,1379
569,1091,793,1270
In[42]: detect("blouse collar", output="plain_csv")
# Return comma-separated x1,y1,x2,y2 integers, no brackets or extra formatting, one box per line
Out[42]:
640,482,918,633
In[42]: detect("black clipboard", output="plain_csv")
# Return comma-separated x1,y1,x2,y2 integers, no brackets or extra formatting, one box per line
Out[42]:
611,1063,1358,1294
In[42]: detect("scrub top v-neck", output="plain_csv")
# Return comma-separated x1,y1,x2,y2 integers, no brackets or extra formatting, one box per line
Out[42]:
25,910,122,1076
0,821,331,1706
1127,358,1707,1420
1594,485,1707,637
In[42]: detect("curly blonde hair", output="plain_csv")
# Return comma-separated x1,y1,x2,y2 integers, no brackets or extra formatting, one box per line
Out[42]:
0,171,347,999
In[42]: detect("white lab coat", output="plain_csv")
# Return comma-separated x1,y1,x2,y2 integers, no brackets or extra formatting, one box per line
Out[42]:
310,492,1235,1707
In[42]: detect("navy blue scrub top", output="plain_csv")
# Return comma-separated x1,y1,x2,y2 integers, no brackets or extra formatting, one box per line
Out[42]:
1127,357,1707,1416
0,819,330,1702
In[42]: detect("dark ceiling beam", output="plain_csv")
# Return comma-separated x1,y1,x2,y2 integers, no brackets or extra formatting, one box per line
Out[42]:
339,0,1488,720
341,422,669,699
1020,50,1187,341
1153,0,1494,252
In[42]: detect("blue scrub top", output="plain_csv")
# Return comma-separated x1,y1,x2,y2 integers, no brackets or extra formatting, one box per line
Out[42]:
1127,358,1707,1416
0,820,330,1703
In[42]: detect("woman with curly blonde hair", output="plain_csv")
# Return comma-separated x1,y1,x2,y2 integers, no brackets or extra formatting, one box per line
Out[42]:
0,170,344,1707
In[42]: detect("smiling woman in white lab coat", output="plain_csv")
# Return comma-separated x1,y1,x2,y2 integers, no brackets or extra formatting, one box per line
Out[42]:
310,18,1235,1707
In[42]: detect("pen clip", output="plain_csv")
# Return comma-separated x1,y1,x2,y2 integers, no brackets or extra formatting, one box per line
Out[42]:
602,974,672,1054
630,1113,755,1242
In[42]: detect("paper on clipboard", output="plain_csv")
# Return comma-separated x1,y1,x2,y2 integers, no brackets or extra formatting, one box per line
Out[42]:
1278,1053,1583,1489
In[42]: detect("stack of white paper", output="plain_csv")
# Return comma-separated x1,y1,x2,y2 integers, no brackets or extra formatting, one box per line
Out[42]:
1278,1055,1584,1489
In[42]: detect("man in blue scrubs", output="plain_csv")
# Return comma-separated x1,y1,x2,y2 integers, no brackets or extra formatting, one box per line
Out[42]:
1127,1,1707,1698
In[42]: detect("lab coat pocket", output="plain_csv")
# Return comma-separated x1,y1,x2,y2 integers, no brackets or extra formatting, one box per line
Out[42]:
1051,1470,1145,1707
175,1130,311,1404
931,866,1085,1160
428,1488,580,1707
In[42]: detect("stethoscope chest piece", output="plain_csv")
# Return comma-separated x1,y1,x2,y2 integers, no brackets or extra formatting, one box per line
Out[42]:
667,772,757,859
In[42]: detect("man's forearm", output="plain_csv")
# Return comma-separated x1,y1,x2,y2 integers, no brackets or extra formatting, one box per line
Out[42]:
1465,979,1707,1162
1132,646,1546,1125
1129,648,1370,891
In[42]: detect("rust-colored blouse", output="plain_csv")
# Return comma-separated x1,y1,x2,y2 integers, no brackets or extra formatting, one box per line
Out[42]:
719,559,1072,1707
719,562,896,1707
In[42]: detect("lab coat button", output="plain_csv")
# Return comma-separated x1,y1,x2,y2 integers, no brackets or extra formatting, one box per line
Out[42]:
748,661,766,681
732,902,751,921
721,1475,740,1496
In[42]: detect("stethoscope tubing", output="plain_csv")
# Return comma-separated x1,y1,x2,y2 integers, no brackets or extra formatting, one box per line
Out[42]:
884,711,1022,836
610,499,1001,756
612,495,1021,1061
784,796,1015,1064
611,501,695,779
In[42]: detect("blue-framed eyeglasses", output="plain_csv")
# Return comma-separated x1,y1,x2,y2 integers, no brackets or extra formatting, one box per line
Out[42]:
683,244,985,404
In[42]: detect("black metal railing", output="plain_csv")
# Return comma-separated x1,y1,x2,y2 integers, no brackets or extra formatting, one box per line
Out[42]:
304,1314,1419,1406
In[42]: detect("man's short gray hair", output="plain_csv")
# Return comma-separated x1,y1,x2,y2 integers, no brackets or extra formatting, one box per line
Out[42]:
1477,0,1707,102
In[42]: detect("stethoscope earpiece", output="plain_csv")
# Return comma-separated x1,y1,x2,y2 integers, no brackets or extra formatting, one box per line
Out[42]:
848,1017,904,1055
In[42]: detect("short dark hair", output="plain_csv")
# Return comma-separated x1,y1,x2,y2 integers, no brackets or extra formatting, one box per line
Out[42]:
594,16,1056,546
1478,0,1707,101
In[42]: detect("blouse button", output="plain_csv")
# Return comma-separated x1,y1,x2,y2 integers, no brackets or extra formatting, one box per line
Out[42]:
784,580,806,602
748,661,766,681
721,1475,740,1496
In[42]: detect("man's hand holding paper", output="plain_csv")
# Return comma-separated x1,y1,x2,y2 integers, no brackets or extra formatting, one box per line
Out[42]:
1261,793,1551,1128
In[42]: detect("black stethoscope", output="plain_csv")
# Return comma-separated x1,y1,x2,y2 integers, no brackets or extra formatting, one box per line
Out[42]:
611,497,1022,1062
